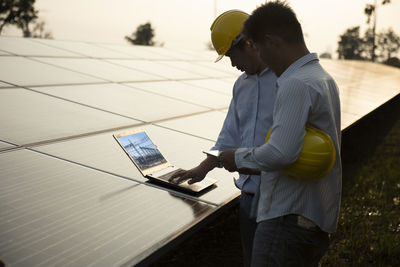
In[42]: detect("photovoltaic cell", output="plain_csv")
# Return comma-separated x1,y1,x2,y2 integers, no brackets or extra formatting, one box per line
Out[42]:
107,59,206,80
34,83,208,122
0,36,80,57
31,38,134,59
156,111,228,141
0,57,104,87
125,80,232,109
0,88,139,145
33,57,164,82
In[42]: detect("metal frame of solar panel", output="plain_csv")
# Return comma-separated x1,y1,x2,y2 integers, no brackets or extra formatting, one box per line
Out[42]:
1,36,400,267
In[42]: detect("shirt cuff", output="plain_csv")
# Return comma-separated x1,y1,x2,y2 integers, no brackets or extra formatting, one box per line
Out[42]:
235,147,261,170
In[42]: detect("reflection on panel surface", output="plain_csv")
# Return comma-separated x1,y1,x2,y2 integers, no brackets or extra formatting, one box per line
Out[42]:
0,141,15,150
0,81,12,88
0,149,215,267
158,61,233,78
34,83,207,122
34,124,240,205
0,89,138,145
126,80,231,109
0,36,80,57
107,59,206,80
96,43,175,60
33,57,163,82
32,38,132,58
0,57,103,86
182,78,233,95
156,111,227,141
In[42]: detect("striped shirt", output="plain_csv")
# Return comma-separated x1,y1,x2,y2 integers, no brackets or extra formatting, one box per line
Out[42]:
235,53,342,233
212,67,276,194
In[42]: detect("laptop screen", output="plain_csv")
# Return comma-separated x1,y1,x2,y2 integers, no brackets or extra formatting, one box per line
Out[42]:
115,131,167,171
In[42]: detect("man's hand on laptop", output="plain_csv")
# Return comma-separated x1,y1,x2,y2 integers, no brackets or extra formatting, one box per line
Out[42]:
169,166,208,185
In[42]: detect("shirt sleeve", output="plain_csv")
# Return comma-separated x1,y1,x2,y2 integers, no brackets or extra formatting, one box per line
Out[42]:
235,78,312,171
211,91,241,151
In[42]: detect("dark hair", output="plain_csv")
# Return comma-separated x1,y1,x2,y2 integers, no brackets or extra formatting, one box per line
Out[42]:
243,0,305,44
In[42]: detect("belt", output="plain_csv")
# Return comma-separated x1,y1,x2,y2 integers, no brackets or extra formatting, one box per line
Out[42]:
283,214,318,229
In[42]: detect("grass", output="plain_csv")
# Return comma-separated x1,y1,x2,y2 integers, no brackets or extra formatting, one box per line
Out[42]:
150,95,400,267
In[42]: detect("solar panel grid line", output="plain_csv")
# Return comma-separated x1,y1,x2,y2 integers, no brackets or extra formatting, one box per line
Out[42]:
156,60,236,78
0,37,82,58
30,38,130,59
0,56,104,86
0,78,113,90
23,86,148,122
93,43,177,60
32,57,169,83
31,39,136,59
105,59,208,80
122,82,231,110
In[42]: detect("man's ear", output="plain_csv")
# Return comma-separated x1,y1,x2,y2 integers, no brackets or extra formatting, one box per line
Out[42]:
265,34,282,48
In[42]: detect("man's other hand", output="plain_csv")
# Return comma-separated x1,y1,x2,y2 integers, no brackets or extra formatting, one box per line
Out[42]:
218,148,238,172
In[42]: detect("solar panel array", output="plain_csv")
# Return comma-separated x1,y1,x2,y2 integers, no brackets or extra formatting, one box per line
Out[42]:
1,36,400,267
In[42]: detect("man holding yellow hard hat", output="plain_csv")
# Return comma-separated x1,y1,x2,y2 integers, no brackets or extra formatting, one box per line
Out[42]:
218,1,342,266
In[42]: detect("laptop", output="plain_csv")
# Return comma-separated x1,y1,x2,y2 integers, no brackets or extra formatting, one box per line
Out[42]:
113,129,217,194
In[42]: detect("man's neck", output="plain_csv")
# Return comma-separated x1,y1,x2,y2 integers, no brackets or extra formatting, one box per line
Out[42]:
274,44,309,77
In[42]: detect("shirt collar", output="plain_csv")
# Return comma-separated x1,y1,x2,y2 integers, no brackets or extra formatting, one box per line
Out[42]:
243,66,271,79
276,53,319,85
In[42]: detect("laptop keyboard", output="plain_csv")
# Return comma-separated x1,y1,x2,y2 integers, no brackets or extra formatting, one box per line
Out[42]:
158,168,183,182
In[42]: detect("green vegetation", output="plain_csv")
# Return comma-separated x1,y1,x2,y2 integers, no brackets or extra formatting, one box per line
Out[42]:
152,96,400,267
321,95,400,266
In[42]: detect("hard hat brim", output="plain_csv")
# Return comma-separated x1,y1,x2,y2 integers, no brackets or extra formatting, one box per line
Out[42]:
215,54,224,63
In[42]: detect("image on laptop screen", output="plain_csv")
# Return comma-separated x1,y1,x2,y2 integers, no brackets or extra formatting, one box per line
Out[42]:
115,132,167,170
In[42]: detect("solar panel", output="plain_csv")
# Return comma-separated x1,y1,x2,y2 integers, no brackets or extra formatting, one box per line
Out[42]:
0,149,216,266
0,36,399,266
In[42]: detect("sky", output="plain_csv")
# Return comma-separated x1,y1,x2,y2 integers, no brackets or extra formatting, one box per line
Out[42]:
3,0,400,58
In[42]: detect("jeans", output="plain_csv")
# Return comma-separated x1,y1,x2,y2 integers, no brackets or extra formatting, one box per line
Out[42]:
251,214,329,267
240,192,257,267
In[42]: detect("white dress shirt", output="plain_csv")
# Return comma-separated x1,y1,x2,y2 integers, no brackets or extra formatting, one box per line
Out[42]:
212,67,277,194
235,53,342,233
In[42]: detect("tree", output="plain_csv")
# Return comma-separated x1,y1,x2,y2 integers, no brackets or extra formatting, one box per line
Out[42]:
320,52,332,59
0,0,38,37
31,20,53,39
385,57,400,68
363,0,392,62
125,22,155,46
376,28,400,62
337,26,365,60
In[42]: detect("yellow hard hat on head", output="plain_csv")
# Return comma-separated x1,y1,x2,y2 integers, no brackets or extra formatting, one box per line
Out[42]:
265,126,336,181
210,10,249,62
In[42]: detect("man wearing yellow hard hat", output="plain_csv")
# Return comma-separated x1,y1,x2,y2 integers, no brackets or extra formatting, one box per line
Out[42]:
219,1,342,266
170,9,277,267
